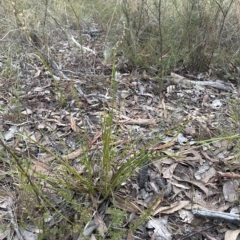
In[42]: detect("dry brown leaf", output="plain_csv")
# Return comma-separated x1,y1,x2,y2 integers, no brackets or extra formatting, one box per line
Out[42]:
153,141,175,150
0,197,14,209
126,231,134,240
160,157,175,164
44,145,98,162
225,230,240,240
162,98,167,119
31,161,50,175
151,194,163,212
147,97,152,105
170,72,185,80
152,200,190,216
171,181,190,190
118,118,156,125
70,115,77,132
90,235,97,240
113,110,156,125
162,163,178,179
90,132,102,145
0,227,11,240
185,192,216,210
21,109,33,115
201,168,216,183
200,150,213,161
205,182,218,190
179,147,203,165
151,233,157,240
111,195,141,213
47,118,68,126
94,212,107,236
173,174,209,195
147,218,172,240
34,67,41,78
201,94,209,106
223,180,239,202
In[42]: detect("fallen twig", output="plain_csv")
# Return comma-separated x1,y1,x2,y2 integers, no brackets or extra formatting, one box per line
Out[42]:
217,171,240,179
192,209,240,225
170,72,234,92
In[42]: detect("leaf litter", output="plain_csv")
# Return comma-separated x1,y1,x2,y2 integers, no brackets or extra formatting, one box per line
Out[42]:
0,24,239,240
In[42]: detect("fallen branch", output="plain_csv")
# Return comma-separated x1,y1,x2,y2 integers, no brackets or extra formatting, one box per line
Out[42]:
170,73,234,92
192,209,240,225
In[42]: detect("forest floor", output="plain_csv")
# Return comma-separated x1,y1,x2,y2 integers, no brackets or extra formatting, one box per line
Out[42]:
0,27,240,240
